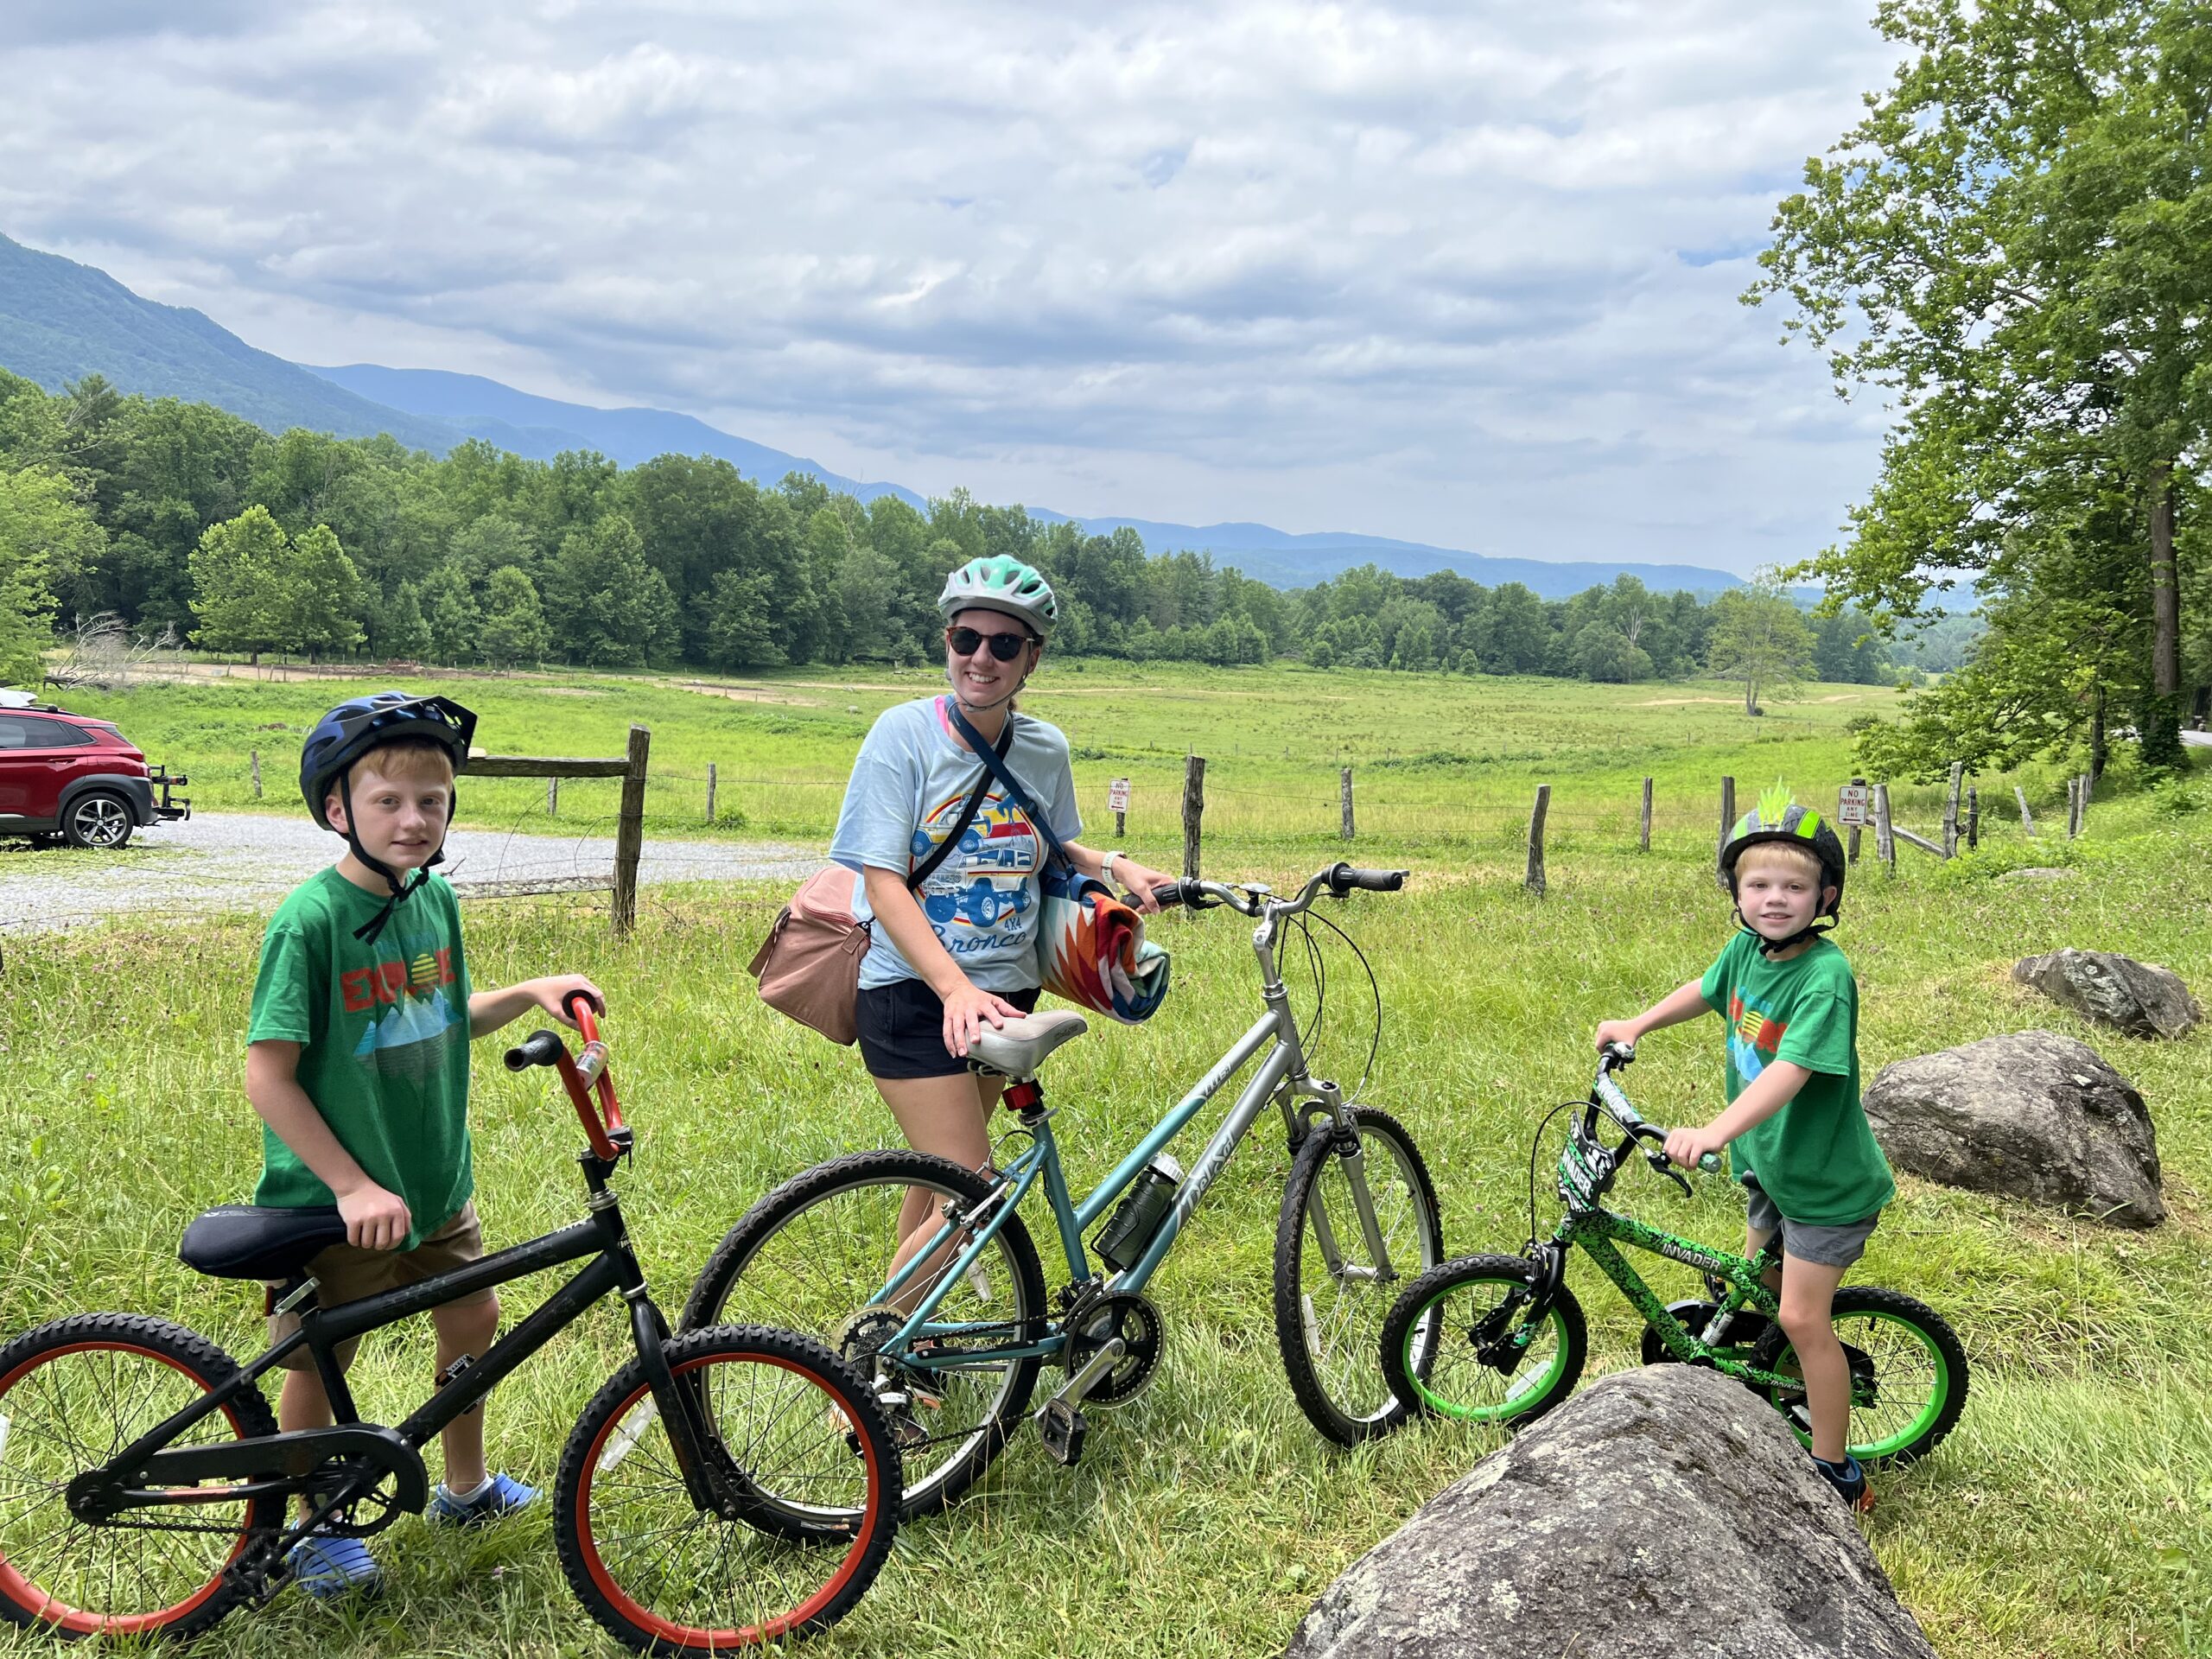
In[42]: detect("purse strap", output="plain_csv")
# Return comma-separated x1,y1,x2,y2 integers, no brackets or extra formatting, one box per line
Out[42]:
907,709,1015,890
943,700,1076,873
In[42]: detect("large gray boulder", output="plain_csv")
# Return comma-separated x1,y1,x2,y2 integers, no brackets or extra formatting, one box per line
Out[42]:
2012,949,2201,1039
1282,1366,1934,1659
1862,1031,2164,1228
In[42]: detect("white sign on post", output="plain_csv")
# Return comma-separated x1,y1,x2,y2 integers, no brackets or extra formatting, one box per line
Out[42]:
1107,778,1130,813
1838,785,1871,828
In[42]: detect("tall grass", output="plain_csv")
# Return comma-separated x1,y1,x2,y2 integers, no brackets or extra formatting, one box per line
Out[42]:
1,758,2208,1655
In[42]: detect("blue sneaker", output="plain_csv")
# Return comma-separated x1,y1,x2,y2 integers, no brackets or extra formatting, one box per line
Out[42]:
285,1532,383,1599
427,1471,540,1528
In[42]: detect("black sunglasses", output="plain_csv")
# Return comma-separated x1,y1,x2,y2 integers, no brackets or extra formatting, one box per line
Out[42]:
946,626,1035,661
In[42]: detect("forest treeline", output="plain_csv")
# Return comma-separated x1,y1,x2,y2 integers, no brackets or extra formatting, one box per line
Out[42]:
0,369,1900,687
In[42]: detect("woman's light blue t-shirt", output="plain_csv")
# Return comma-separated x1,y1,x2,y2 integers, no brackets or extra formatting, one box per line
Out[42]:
829,696,1083,993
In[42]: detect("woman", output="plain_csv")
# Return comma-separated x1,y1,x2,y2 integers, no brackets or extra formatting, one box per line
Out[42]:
828,555,1179,1181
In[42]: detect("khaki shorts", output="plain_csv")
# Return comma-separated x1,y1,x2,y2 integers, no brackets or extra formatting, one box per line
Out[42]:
265,1203,493,1370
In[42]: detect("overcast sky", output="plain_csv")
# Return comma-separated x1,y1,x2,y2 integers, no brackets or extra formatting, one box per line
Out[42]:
0,3,1904,573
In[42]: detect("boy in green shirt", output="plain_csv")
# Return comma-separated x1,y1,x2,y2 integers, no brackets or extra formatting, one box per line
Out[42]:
1595,787,1894,1510
245,692,601,1596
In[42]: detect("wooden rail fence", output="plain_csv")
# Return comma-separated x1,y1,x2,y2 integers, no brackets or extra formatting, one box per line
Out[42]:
449,724,652,936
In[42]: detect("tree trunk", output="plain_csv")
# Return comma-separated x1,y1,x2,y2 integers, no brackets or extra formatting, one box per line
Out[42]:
2148,460,2181,698
2088,679,2107,782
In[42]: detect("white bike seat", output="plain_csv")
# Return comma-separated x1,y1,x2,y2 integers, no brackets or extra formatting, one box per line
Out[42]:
969,1009,1090,1078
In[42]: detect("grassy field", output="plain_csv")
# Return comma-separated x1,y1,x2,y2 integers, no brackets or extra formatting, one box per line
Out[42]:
48,658,2015,857
1,664,2206,1657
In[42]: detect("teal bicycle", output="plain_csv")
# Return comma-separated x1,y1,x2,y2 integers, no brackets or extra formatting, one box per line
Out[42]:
1380,1044,1967,1465
683,863,1444,1519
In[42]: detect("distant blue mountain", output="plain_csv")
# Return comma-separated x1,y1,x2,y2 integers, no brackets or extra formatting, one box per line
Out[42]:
2,230,1746,600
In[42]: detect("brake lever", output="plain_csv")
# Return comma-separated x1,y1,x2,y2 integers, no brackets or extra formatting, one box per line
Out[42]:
1645,1149,1694,1199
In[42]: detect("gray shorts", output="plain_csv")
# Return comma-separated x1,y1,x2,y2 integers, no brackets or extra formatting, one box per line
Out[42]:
1744,1179,1878,1269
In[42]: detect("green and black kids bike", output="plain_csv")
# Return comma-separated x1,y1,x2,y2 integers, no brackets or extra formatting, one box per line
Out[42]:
0,996,899,1652
1380,1043,1967,1468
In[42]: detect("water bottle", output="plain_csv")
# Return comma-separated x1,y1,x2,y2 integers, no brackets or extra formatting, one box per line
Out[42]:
1092,1154,1184,1274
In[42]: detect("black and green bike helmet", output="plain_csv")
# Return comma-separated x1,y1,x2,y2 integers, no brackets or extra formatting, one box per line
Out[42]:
1719,783,1847,953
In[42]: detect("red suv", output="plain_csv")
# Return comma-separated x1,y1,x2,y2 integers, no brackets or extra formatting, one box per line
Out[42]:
0,702,189,849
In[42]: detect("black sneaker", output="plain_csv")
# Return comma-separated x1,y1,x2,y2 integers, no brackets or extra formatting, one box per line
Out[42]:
1813,1454,1873,1513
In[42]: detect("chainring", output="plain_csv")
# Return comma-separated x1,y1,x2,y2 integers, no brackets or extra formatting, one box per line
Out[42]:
303,1455,406,1538
1063,1290,1164,1408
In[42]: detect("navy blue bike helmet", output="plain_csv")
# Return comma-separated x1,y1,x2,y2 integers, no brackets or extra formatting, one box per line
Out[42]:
299,692,477,941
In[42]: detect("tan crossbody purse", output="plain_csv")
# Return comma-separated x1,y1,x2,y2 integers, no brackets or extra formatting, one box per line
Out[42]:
747,718,1012,1044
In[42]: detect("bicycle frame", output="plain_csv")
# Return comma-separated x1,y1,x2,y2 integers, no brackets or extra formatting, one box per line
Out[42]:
76,1011,739,1567
1551,1210,1783,1377
880,874,1399,1369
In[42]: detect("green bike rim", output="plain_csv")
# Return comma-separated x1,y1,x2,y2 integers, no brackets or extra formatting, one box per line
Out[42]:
1778,1306,1952,1459
1402,1282,1568,1423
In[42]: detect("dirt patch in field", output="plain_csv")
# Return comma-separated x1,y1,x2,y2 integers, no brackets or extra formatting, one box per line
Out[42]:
671,680,827,707
1633,693,1869,708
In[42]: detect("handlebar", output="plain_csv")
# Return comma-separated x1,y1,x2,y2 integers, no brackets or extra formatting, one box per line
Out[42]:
1590,1046,1724,1179
1124,862,1411,918
501,992,628,1162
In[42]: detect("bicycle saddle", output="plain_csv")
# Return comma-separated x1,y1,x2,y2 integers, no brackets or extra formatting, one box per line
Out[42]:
179,1205,350,1281
969,1009,1089,1078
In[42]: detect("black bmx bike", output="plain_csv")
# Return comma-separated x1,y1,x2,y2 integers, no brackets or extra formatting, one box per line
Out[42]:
0,995,900,1651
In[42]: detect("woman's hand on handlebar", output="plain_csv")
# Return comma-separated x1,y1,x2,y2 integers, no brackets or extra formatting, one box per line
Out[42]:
1108,853,1179,915
1663,1121,1729,1170
939,980,1027,1060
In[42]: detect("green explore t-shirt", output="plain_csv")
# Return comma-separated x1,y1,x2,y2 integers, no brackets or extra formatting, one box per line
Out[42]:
1699,931,1894,1227
246,868,474,1249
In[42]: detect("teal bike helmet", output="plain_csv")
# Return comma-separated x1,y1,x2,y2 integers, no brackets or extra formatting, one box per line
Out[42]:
938,556,1058,638
1719,783,1848,955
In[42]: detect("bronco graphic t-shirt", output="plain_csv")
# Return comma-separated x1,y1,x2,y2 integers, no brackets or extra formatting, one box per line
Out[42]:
1698,931,1894,1227
247,868,473,1248
831,696,1081,994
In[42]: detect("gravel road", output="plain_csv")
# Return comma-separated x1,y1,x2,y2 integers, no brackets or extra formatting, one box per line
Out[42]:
0,813,823,933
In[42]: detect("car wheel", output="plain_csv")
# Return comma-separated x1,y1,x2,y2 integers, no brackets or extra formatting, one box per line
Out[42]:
62,791,134,849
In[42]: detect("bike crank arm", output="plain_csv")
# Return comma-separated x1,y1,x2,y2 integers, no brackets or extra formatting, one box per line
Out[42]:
1034,1336,1125,1468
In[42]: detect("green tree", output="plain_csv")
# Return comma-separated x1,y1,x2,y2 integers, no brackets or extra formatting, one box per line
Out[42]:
281,524,364,662
1569,621,1653,683
378,582,433,662
188,505,288,659
0,467,86,686
543,514,680,667
1706,574,1813,715
417,565,482,665
479,566,551,667
1751,0,2211,760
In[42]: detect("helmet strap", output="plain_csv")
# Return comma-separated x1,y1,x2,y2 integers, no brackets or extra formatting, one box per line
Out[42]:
1733,902,1836,957
336,769,450,944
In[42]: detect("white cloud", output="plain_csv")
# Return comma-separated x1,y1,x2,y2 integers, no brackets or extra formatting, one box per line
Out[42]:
0,0,1904,573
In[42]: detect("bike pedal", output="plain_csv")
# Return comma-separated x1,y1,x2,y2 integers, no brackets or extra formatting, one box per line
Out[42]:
1037,1398,1087,1467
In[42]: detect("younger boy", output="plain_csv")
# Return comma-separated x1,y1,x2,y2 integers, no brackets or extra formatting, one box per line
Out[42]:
1594,786,1893,1510
246,691,602,1595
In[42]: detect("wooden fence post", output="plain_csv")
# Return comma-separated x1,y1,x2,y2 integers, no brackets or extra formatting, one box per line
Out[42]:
1967,785,1979,850
1873,783,1897,873
2016,785,2037,837
547,776,559,817
1847,775,1866,863
1526,785,1550,896
705,762,717,824
1181,754,1206,879
1717,776,1735,887
250,749,262,798
2077,772,2091,835
611,724,651,938
1340,767,1356,840
1942,761,1964,858
1640,777,1653,853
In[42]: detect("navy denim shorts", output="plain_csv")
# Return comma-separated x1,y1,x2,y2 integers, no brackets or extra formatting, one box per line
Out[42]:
855,979,1039,1079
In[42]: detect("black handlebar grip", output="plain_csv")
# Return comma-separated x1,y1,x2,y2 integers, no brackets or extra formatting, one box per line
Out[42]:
1329,864,1408,893
505,1029,567,1071
562,988,603,1020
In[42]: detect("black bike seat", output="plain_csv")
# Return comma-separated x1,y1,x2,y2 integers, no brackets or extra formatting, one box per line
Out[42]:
179,1205,350,1281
